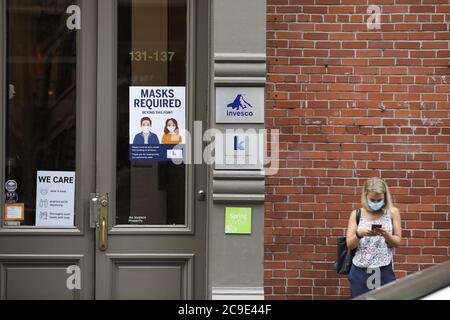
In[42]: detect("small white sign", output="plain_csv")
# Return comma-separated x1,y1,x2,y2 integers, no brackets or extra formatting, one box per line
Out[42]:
216,87,264,124
5,204,24,221
167,149,183,159
36,171,76,227
215,131,264,170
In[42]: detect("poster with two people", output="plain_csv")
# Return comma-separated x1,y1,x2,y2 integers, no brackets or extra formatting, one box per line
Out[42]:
129,86,185,161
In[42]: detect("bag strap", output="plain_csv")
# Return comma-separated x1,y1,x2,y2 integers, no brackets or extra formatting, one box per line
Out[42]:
356,208,361,225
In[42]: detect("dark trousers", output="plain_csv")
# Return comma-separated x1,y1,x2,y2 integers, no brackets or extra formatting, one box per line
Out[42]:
348,263,396,299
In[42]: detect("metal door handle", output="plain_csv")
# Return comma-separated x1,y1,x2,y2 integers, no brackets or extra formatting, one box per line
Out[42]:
98,194,109,251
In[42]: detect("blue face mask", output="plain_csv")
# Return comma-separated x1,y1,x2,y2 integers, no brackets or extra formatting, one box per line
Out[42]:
368,199,384,211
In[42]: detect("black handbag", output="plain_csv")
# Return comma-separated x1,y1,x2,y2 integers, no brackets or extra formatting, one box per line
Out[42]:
334,209,361,275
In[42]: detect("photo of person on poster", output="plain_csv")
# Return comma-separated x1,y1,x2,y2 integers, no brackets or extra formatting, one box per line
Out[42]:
162,118,182,145
133,117,160,145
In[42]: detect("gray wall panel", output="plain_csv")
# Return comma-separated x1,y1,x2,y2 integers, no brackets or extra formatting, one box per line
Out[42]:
5,266,74,300
211,204,264,287
114,265,182,300
214,0,266,54
106,254,194,300
210,0,266,299
0,255,84,300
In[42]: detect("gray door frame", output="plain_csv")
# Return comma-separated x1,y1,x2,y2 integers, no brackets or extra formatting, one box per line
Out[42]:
0,0,98,300
95,0,210,299
0,0,210,300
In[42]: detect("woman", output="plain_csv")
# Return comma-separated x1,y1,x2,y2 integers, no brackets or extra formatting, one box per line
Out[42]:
346,177,402,298
162,118,182,145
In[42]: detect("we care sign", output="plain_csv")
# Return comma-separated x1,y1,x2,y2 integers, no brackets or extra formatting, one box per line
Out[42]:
36,171,76,227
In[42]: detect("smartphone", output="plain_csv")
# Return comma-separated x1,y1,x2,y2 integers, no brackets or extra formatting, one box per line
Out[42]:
371,224,382,231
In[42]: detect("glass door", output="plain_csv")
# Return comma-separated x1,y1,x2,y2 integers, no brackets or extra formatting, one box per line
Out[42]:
0,0,97,300
94,0,209,299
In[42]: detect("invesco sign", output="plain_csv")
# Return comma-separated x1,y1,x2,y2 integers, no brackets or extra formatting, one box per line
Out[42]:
226,94,254,117
216,88,264,124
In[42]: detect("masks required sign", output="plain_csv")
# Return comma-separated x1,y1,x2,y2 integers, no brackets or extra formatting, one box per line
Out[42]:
129,86,186,161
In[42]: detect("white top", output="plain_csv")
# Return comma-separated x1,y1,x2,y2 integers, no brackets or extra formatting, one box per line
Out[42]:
143,133,149,144
352,208,393,268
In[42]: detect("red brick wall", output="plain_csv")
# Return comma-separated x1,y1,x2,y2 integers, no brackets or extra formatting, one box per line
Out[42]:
265,0,450,299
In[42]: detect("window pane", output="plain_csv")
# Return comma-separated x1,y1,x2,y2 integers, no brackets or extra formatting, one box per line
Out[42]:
116,0,187,226
4,0,77,227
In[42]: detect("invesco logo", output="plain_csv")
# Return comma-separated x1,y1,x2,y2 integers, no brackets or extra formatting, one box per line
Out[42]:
226,94,254,117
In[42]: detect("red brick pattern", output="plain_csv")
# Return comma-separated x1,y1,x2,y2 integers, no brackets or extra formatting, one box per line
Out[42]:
265,0,450,299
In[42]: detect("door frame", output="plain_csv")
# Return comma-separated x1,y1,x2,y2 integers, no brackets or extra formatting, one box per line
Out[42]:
0,0,98,299
0,0,211,300
95,0,211,299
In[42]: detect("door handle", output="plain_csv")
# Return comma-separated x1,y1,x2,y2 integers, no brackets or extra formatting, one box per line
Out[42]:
98,194,109,251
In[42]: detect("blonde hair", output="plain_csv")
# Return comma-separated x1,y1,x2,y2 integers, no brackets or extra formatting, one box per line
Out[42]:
361,177,393,212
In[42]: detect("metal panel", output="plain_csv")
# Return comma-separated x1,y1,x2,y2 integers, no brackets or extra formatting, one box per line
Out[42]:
109,254,194,300
115,266,182,300
214,53,266,86
212,287,264,300
210,204,264,287
0,255,84,300
214,0,266,54
213,170,265,203
6,266,74,300
209,0,266,297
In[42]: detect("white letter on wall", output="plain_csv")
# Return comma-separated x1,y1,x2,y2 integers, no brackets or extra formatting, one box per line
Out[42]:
366,267,381,290
66,265,81,290
66,5,81,30
367,5,381,30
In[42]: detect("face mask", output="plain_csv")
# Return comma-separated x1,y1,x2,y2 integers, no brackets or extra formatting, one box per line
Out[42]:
167,126,176,133
368,199,384,211
142,126,151,134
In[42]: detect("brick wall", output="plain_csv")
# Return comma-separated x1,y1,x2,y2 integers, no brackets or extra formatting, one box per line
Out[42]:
265,0,450,299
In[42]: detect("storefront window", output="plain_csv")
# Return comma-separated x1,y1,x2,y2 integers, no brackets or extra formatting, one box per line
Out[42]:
3,0,77,227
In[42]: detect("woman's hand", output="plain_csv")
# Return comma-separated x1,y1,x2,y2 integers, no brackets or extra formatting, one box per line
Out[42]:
373,227,388,237
357,227,379,237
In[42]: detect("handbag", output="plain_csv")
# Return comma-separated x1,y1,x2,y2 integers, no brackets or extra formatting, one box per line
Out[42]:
334,209,361,275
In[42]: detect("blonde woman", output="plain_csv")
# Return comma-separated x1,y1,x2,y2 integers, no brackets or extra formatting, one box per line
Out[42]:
346,177,402,298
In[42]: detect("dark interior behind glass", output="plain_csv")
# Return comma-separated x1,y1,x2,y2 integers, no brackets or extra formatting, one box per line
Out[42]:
116,0,187,225
4,0,77,226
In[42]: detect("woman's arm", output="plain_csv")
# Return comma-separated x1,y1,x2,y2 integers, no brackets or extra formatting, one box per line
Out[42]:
346,209,378,250
346,210,360,250
346,210,368,250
